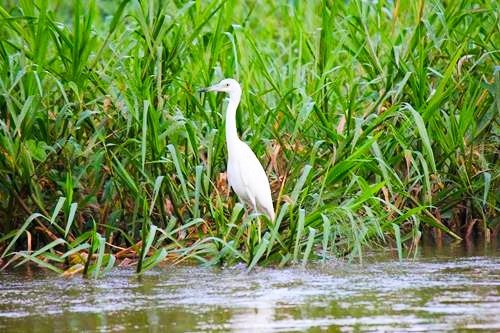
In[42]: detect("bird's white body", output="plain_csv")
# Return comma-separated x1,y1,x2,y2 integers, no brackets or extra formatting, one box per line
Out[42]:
201,78,275,220
227,139,275,220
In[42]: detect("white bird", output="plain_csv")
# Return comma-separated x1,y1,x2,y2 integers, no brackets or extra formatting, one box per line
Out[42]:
200,78,275,221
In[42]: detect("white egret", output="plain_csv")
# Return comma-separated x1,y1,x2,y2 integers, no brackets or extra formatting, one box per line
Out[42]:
200,78,275,221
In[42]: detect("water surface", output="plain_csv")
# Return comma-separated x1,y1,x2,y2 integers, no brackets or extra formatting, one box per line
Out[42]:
0,243,499,332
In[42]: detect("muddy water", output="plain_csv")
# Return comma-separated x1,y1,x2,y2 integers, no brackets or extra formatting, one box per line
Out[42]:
0,243,499,332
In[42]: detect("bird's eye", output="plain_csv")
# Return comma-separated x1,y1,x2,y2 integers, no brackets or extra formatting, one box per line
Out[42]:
226,83,230,87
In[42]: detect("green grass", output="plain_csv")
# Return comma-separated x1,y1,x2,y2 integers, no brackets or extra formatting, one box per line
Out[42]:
0,0,498,276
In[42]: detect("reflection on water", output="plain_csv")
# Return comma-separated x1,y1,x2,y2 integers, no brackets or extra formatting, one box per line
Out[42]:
0,242,498,332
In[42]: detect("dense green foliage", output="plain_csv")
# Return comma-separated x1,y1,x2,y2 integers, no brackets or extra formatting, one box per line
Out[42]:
0,0,498,275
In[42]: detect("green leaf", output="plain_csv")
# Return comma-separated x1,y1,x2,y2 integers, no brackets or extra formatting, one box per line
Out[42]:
141,100,149,173
25,139,48,162
482,172,491,207
167,144,189,202
2,213,45,258
302,227,316,267
15,238,66,267
142,224,158,261
93,233,106,279
291,165,312,204
247,232,270,272
64,203,78,238
406,104,436,173
10,252,63,274
50,197,66,224
149,176,164,216
293,209,306,262
141,248,167,273
392,223,403,261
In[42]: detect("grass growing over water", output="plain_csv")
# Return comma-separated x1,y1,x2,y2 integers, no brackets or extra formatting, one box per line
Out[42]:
0,0,498,276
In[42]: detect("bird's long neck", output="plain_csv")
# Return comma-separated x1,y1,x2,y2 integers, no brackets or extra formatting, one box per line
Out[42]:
225,91,241,153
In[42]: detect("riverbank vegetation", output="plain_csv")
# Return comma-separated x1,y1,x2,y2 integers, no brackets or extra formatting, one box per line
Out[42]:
0,0,498,276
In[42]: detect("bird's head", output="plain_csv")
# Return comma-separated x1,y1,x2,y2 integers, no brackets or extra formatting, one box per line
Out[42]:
199,78,241,96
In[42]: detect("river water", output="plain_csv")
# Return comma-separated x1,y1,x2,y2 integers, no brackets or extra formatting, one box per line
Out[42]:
0,242,499,332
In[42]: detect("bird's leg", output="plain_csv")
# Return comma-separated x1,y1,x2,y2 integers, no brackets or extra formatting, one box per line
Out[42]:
241,205,252,249
252,203,262,243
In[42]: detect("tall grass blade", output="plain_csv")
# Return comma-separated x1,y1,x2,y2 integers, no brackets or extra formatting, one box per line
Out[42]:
302,227,316,267
2,213,44,258
50,197,66,224
64,203,78,238
247,232,270,272
293,209,306,262
291,165,312,204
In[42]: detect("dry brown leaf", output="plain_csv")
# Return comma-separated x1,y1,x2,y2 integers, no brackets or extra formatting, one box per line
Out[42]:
216,172,230,197
103,96,112,112
382,186,390,209
164,198,174,216
25,230,32,253
337,115,346,134
404,150,412,178
62,264,85,277
281,195,293,204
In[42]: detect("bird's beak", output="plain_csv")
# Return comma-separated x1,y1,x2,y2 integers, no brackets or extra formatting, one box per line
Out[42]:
198,83,219,93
